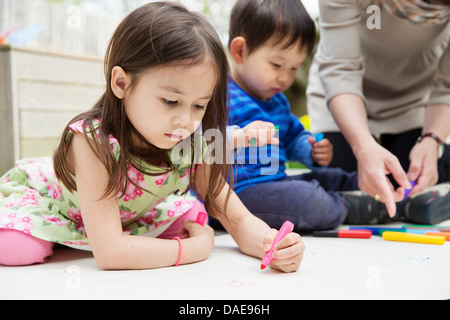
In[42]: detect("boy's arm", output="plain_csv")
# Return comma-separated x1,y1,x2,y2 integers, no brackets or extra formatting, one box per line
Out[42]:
283,113,317,168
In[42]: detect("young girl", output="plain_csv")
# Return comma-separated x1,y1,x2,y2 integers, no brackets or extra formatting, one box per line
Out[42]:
0,1,303,272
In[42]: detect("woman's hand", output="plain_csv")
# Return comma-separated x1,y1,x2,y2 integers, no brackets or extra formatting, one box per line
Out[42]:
354,140,411,217
327,94,409,217
262,228,304,273
406,138,439,196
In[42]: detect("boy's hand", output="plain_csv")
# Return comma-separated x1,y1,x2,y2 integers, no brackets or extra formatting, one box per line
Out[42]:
262,229,304,273
231,121,280,149
308,136,333,166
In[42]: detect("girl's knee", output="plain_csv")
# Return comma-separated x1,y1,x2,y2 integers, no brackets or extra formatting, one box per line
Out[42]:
0,229,54,266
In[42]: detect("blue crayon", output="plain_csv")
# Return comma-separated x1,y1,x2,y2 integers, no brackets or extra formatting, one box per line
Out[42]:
349,226,405,236
315,133,324,142
406,229,438,235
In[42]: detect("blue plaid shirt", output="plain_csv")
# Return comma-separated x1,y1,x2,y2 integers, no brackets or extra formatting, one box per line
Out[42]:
228,78,317,193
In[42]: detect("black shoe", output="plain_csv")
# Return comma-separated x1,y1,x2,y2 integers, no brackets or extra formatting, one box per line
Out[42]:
341,191,392,225
402,183,450,225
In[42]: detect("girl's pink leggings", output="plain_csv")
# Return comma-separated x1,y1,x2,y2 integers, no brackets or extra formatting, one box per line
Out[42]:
0,200,207,266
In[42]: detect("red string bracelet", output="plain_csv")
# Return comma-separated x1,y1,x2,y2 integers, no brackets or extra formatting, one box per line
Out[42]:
173,237,182,266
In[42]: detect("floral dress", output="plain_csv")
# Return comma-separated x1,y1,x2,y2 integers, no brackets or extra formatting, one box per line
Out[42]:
0,120,203,250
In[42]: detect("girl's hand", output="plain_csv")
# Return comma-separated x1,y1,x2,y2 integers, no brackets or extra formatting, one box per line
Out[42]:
308,136,333,166
179,219,214,238
262,229,305,273
178,219,215,258
231,121,280,149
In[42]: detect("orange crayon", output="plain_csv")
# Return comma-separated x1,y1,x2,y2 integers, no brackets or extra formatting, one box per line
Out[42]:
425,231,450,241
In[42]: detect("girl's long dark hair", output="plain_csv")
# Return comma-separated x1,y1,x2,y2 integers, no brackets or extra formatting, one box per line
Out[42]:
53,1,232,217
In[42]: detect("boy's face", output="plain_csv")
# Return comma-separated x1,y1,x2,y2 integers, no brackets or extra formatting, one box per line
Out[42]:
233,39,308,101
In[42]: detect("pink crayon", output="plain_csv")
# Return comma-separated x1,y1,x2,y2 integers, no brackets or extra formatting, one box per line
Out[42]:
195,211,207,226
261,221,294,270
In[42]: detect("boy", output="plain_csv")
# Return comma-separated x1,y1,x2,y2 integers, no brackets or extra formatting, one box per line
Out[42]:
220,0,450,231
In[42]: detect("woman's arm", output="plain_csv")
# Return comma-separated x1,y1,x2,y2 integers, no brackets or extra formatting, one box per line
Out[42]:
69,133,214,270
408,104,450,194
317,0,410,216
328,94,410,217
409,42,450,194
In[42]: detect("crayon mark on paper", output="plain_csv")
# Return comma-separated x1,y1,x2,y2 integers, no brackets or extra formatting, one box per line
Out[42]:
228,280,255,287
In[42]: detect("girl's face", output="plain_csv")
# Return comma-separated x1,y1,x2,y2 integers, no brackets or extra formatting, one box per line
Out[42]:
117,59,216,150
234,39,307,101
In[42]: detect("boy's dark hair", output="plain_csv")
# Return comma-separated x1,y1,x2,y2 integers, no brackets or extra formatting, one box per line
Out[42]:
228,0,316,54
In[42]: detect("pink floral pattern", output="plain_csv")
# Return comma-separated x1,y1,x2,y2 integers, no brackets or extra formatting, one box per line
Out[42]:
47,182,63,200
119,165,147,202
67,206,83,224
4,189,40,208
167,199,195,217
42,214,68,227
137,208,158,225
62,240,86,246
0,212,34,234
68,119,120,154
153,172,169,187
120,209,137,224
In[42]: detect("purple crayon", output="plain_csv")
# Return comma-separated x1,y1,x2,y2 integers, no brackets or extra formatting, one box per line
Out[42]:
403,180,417,200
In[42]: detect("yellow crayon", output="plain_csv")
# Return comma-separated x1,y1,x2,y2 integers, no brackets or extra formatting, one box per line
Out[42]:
382,231,445,245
